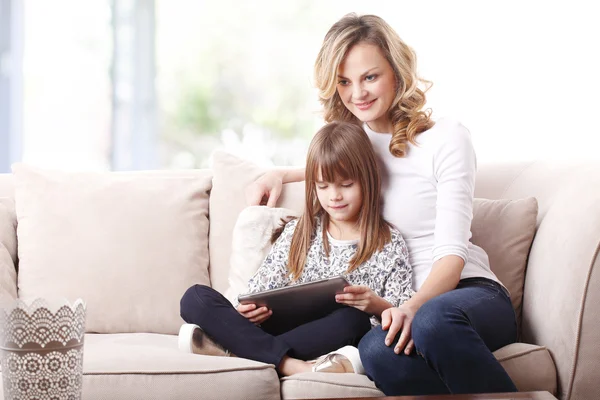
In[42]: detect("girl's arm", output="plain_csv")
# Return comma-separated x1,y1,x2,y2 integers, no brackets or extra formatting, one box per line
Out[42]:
381,234,415,308
245,167,306,206
335,234,414,318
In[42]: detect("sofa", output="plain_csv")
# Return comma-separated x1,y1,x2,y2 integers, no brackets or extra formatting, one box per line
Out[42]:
0,152,599,400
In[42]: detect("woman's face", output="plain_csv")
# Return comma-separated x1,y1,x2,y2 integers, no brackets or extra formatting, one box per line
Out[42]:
336,42,397,133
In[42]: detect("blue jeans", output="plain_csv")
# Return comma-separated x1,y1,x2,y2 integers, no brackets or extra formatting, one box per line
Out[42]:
180,284,371,367
359,278,518,395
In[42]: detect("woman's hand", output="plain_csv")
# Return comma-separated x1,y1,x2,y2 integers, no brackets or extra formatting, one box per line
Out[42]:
237,303,272,325
245,171,284,207
335,285,391,316
381,304,418,355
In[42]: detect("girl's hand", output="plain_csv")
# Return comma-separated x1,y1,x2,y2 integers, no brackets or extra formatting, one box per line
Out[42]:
245,171,284,207
237,303,272,325
381,304,417,355
335,285,390,316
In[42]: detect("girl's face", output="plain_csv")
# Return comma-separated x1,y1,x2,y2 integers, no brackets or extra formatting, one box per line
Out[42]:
336,42,397,133
315,172,363,225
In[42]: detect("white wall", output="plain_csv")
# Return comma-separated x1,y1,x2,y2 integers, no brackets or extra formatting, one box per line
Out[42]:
337,0,600,162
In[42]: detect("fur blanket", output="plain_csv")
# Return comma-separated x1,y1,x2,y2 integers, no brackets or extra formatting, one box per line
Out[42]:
224,206,300,304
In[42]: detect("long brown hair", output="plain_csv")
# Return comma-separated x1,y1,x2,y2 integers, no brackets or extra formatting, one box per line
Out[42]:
314,13,434,157
287,121,391,280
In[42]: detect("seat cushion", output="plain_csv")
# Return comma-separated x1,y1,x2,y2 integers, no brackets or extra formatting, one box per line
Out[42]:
494,342,557,394
280,342,556,399
281,373,383,399
81,333,280,400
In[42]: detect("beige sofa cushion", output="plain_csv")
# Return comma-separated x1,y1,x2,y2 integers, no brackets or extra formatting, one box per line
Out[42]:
494,343,557,394
12,164,212,334
471,197,538,324
280,343,556,399
0,198,17,303
80,333,279,400
209,152,537,312
0,174,14,198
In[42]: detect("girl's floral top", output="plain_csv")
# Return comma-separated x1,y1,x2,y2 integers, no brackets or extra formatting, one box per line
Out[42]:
246,218,415,326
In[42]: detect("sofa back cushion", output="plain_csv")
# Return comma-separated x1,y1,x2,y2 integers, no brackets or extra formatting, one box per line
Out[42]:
0,174,14,199
209,152,537,323
13,164,212,334
470,197,538,324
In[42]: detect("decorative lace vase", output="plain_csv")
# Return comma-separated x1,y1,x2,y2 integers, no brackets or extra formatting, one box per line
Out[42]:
0,298,86,400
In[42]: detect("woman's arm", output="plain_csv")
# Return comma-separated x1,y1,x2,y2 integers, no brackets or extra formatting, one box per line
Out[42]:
381,255,463,355
403,255,463,311
383,121,476,354
245,167,306,206
280,167,306,183
409,120,476,307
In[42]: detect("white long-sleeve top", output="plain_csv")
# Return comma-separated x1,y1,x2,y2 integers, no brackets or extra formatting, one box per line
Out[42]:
245,218,415,326
364,117,500,291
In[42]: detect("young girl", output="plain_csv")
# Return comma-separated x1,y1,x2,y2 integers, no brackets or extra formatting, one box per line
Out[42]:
179,121,414,376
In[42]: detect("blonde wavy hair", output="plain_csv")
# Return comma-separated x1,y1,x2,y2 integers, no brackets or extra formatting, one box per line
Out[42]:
287,121,391,281
314,13,434,157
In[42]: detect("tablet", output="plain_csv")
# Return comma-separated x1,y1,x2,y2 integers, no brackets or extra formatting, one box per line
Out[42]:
237,276,350,328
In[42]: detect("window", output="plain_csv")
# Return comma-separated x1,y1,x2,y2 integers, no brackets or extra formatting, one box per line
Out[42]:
154,0,336,169
2,1,598,172
0,0,22,172
21,0,112,170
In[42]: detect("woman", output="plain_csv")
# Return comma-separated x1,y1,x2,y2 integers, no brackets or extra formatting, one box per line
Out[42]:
245,13,517,396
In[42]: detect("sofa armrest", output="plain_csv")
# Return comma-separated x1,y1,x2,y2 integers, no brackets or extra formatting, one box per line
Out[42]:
0,198,17,304
518,165,600,400
0,250,17,303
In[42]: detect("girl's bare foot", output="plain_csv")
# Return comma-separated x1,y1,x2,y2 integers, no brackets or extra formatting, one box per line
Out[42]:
278,355,313,376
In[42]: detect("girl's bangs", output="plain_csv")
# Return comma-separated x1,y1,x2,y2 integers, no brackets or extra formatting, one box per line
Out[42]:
311,147,358,183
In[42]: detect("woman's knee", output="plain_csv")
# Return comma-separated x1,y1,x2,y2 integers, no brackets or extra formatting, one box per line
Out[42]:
411,297,460,349
358,327,389,367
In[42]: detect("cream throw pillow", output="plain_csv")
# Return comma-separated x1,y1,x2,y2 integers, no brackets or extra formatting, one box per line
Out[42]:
471,197,538,323
12,164,212,334
0,198,17,304
208,151,305,294
224,205,300,304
